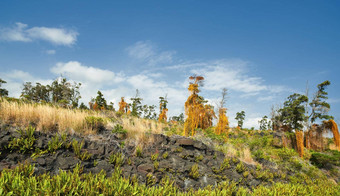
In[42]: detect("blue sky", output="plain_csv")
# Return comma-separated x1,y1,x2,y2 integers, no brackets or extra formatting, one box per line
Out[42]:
1,0,339,128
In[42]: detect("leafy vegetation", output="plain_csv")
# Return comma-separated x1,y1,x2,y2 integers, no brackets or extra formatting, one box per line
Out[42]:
8,126,36,153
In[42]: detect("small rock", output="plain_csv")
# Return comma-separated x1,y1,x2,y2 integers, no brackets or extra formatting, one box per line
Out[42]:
176,138,194,146
137,164,154,174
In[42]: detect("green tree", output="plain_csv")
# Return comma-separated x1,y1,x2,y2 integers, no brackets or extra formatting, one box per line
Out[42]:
95,91,108,110
258,115,269,130
279,93,308,131
79,102,88,110
170,113,184,123
309,80,333,123
21,77,81,108
0,79,9,97
235,111,245,128
130,89,143,117
142,104,157,119
50,77,81,107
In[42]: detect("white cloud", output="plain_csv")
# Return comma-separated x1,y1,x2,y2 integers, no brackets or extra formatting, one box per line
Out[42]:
126,41,175,65
46,50,56,55
0,22,78,46
190,60,268,93
243,117,262,129
0,22,31,42
51,61,125,84
0,70,52,98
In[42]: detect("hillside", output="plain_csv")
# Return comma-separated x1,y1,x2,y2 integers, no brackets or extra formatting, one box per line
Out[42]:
0,98,339,195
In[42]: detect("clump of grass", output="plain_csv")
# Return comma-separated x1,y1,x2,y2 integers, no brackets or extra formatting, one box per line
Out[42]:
146,173,156,186
175,147,183,153
112,124,127,134
85,116,105,131
195,154,204,162
236,162,246,173
212,158,230,174
162,152,169,159
189,164,200,180
135,146,143,157
8,126,36,154
47,135,64,153
108,152,125,167
154,161,159,170
71,140,92,161
151,153,159,161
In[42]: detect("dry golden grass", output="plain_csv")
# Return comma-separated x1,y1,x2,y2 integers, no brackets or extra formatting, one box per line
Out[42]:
239,147,257,165
0,98,104,134
119,116,167,148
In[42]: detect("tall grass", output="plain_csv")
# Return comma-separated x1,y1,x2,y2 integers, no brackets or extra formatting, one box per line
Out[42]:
120,116,167,147
0,98,103,134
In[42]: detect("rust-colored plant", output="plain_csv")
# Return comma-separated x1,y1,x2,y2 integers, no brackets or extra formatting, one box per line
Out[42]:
158,96,168,122
296,130,304,157
118,97,129,113
215,108,229,135
183,76,216,136
324,119,340,151
215,88,229,136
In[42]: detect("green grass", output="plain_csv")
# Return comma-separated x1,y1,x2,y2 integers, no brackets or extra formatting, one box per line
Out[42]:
0,163,339,195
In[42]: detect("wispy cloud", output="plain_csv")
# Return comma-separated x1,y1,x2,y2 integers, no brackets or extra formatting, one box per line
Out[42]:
0,22,78,46
126,41,176,66
45,50,56,55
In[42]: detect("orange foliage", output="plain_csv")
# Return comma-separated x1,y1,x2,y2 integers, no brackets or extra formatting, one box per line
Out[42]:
158,108,168,122
183,76,216,136
92,102,99,111
308,124,325,151
305,130,311,150
296,130,304,158
118,97,129,113
324,119,340,151
215,108,229,135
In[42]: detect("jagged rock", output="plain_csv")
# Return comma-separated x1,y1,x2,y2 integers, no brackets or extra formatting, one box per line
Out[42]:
137,163,154,174
56,156,79,170
193,141,207,150
176,138,194,146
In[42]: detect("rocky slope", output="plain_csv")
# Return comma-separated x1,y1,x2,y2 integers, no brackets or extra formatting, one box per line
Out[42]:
0,124,327,190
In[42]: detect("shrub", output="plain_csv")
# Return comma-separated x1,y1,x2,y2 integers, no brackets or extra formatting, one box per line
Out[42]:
189,164,200,180
108,152,125,167
71,139,91,161
310,152,340,168
195,154,204,162
8,126,36,154
112,124,127,134
277,148,297,161
162,152,169,159
151,153,159,162
236,162,246,173
47,135,64,153
85,116,105,131
135,146,143,157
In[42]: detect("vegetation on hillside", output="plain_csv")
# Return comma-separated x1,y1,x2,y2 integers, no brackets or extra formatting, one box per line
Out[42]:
0,76,339,195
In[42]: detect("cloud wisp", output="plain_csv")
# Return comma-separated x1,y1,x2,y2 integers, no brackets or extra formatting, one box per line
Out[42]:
0,22,78,46
126,41,176,66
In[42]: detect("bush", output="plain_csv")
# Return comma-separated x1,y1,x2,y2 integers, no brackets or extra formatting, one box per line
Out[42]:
310,152,340,168
112,124,127,134
8,126,36,154
108,152,125,167
277,148,297,161
85,116,105,131
189,164,200,180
